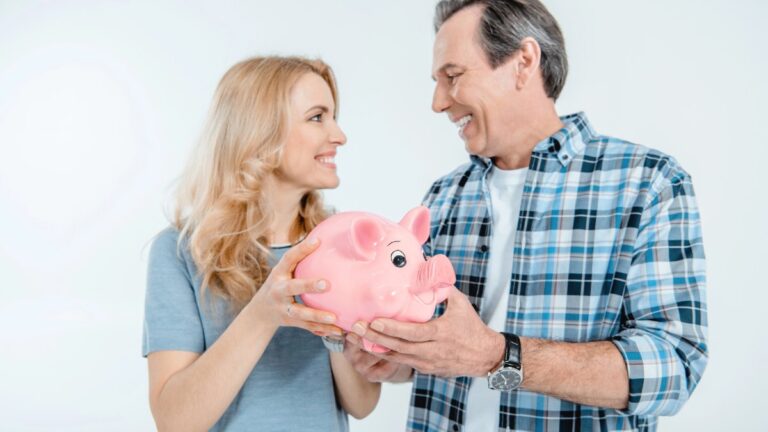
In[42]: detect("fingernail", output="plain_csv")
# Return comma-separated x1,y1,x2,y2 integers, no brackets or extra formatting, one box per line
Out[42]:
315,280,326,291
308,236,318,245
370,321,384,332
323,314,336,323
352,322,366,336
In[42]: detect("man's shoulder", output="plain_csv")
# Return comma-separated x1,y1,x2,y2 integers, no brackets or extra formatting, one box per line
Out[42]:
422,161,479,206
581,134,691,189
432,160,478,185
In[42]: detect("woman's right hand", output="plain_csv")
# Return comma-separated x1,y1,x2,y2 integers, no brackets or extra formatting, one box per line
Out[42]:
250,237,342,337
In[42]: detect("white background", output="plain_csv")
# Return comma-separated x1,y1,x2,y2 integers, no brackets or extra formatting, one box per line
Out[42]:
1,1,765,430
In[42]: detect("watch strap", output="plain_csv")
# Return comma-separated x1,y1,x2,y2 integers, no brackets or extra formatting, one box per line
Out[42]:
501,332,521,367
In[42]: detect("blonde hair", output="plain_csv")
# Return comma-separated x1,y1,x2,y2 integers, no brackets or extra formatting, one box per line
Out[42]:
173,56,338,309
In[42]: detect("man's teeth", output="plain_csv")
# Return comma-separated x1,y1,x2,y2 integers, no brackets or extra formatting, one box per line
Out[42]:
317,156,335,164
455,115,472,129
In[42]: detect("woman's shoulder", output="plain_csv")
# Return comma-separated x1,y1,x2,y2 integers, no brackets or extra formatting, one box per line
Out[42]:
149,226,191,266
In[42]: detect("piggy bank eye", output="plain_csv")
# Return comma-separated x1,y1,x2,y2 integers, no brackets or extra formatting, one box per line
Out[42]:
390,250,407,268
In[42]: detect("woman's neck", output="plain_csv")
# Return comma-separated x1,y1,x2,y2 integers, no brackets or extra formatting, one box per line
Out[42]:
264,176,307,245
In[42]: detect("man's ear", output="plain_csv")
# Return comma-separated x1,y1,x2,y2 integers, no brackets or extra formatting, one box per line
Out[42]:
515,36,542,90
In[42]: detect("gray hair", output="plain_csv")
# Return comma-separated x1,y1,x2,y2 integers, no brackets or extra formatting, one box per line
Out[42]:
434,0,568,100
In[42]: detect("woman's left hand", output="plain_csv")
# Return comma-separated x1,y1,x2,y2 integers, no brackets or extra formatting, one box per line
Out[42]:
249,237,343,337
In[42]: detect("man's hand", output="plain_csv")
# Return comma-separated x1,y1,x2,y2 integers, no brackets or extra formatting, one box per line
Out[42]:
343,333,414,383
351,287,505,378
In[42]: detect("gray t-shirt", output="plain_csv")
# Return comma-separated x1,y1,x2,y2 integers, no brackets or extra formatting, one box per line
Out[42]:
142,227,348,432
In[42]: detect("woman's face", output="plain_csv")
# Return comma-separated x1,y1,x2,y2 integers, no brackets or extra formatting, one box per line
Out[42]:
276,72,347,193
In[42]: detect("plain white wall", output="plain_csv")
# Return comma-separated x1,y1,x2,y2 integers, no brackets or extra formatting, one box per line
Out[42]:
1,0,765,430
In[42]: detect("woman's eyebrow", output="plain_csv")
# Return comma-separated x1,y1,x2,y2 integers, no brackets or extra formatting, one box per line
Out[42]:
304,105,330,114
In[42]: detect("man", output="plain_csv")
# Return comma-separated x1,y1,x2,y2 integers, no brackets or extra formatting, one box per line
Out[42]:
342,1,708,430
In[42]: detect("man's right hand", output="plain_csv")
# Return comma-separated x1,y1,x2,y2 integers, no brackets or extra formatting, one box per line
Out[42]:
344,332,414,383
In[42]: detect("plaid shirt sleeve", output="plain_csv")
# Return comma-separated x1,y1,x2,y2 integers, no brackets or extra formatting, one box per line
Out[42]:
612,162,709,417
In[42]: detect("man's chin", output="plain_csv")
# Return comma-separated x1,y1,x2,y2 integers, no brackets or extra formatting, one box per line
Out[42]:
465,141,487,157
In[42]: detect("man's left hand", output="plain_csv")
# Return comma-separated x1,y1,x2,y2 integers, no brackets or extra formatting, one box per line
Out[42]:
351,287,505,377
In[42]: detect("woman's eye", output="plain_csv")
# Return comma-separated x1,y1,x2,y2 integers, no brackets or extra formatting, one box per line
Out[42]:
390,250,407,268
310,113,322,122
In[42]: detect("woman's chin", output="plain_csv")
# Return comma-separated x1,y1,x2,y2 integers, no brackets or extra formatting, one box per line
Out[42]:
310,177,340,191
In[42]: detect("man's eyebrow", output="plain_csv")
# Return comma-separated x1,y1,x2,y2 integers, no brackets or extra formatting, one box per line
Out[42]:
431,63,460,81
304,105,330,114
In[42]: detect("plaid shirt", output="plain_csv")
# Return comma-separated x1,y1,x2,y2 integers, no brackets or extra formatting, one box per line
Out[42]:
408,112,708,432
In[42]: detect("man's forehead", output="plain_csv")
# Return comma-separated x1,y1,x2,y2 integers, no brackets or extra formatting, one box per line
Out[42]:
431,36,480,80
431,6,483,77
431,31,466,76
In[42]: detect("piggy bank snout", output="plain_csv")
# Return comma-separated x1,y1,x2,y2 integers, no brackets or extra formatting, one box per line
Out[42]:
413,254,456,303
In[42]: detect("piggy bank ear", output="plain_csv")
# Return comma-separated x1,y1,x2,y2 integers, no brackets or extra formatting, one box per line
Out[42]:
349,217,386,261
399,206,430,245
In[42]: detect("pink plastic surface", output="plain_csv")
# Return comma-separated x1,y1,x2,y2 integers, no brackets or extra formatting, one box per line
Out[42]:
296,206,456,353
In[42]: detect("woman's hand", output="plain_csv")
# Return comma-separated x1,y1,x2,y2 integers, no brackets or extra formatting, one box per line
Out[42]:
250,237,342,337
342,332,414,383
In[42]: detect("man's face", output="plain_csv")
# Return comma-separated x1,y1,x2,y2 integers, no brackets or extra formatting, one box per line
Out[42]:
431,5,520,158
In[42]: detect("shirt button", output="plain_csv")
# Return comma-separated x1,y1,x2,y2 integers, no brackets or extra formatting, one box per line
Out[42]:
452,424,459,432
563,154,569,160
480,245,488,252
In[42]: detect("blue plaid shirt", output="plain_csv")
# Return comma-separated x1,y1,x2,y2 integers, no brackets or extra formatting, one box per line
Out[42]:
408,112,708,431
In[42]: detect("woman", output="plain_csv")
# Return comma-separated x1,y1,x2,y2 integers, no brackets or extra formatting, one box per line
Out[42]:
142,56,380,431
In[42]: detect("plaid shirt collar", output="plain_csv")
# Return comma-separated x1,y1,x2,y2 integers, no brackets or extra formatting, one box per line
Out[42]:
469,111,595,170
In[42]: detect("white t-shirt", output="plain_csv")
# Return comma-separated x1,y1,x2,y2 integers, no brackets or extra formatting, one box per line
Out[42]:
465,165,528,431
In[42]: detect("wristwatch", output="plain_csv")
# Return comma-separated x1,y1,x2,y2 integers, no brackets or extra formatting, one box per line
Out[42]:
487,332,523,391
322,335,345,353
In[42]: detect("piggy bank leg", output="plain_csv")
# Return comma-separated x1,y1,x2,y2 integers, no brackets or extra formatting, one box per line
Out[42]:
362,338,390,353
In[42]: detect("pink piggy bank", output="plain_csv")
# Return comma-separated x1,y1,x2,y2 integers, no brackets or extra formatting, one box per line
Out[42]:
296,206,456,353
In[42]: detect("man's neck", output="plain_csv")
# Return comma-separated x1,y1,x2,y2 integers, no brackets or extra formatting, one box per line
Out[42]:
494,104,563,170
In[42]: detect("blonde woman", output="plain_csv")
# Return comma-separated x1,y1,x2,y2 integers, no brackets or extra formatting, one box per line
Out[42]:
142,56,380,431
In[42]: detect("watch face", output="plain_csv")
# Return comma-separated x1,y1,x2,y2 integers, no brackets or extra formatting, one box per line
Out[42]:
489,368,522,391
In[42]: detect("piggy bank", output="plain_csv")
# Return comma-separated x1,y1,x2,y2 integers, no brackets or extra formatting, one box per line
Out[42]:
296,206,456,353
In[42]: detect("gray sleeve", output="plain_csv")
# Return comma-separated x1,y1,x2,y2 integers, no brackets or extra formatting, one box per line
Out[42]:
142,228,205,357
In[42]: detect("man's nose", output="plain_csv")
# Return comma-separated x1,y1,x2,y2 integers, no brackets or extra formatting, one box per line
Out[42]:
432,82,451,113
